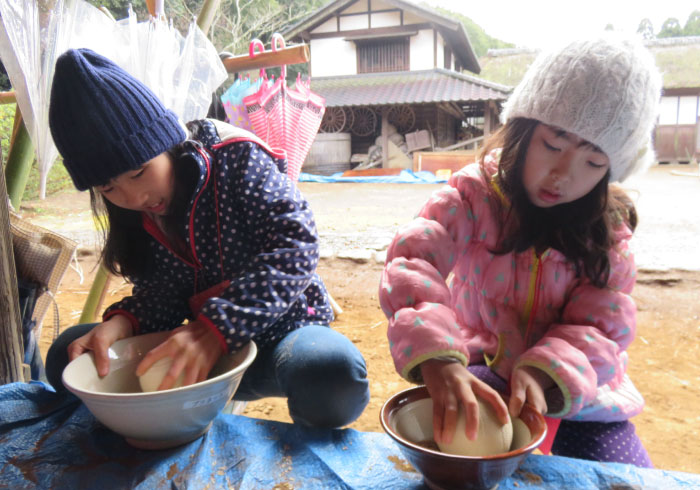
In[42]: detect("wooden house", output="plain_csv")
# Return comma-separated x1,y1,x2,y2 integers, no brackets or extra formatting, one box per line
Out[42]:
282,0,511,173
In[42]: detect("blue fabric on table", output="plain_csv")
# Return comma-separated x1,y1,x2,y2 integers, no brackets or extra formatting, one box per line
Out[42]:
298,170,447,184
1,382,699,489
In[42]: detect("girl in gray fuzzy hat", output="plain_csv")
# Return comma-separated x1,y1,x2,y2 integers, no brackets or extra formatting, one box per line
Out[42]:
379,34,661,467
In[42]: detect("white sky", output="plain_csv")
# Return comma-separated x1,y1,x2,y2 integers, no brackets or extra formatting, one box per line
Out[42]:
423,0,698,49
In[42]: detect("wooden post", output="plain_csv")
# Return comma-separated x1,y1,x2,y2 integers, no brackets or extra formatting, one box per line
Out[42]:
0,153,26,384
381,110,389,168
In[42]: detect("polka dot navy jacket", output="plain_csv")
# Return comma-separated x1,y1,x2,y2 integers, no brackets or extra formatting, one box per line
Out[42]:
103,119,334,353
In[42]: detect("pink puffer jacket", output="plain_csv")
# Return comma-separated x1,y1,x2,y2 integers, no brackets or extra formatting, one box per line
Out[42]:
379,155,643,422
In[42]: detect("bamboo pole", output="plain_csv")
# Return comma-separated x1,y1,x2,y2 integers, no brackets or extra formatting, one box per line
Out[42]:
78,265,110,324
4,110,35,210
0,151,26,384
221,44,310,73
196,0,221,35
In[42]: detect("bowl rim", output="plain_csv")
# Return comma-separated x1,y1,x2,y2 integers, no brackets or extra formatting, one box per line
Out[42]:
63,334,257,399
379,385,547,461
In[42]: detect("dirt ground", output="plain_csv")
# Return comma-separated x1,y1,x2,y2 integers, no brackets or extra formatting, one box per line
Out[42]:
21,164,700,475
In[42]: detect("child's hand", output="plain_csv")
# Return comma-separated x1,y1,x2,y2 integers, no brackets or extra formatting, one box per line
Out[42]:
135,320,223,391
420,359,509,444
67,315,134,377
508,366,554,417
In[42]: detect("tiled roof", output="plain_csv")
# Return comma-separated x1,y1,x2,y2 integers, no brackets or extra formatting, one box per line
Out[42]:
309,69,512,107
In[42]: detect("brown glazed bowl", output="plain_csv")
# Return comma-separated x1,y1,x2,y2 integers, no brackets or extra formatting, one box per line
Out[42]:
380,386,546,490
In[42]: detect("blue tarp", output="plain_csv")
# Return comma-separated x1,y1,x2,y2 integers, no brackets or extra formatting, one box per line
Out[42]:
298,170,448,184
1,382,699,489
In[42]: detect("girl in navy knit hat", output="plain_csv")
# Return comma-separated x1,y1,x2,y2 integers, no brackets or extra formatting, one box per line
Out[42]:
45,48,369,429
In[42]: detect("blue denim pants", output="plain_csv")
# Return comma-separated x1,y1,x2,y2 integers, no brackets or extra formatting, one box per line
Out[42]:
46,323,369,429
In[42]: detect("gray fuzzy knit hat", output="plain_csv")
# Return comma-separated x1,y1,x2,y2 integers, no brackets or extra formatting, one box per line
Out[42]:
49,49,186,191
500,35,662,182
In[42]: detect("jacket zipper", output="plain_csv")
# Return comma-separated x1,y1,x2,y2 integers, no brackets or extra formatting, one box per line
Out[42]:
521,249,543,346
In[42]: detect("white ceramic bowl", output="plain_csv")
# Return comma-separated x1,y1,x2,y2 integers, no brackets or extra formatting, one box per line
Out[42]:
63,331,257,450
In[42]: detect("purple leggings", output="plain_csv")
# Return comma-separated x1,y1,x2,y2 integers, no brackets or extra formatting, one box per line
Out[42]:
468,364,653,468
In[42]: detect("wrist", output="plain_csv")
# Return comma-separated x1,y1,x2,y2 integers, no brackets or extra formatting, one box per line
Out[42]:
108,314,135,337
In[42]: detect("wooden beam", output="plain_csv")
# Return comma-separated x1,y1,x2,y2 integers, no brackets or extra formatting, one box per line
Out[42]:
433,28,437,68
435,135,484,152
437,102,464,121
310,23,431,39
221,44,310,74
0,153,25,384
0,91,16,104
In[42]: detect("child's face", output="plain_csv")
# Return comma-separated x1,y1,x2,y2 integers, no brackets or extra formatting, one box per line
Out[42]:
522,124,610,208
96,152,174,215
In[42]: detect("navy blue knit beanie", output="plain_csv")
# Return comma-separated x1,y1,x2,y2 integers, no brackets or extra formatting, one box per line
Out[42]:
49,49,186,191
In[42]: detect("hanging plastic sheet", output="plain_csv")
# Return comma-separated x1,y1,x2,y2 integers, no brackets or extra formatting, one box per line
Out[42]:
0,0,227,197
118,6,227,124
0,0,118,198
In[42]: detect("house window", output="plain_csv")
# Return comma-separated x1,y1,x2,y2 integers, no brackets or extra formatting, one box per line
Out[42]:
678,96,699,125
356,37,409,73
444,46,452,70
659,95,700,125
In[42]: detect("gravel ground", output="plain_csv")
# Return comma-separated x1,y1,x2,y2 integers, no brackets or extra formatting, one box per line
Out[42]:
299,162,700,272
19,162,700,271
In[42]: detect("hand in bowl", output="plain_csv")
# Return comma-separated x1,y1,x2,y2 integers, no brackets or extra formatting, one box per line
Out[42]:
420,359,509,444
135,320,224,391
508,366,553,417
67,314,134,377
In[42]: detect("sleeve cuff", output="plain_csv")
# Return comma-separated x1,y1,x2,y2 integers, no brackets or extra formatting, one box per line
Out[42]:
102,309,140,335
197,313,229,354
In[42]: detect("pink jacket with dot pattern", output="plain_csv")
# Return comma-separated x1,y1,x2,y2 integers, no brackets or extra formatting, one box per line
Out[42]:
379,155,643,422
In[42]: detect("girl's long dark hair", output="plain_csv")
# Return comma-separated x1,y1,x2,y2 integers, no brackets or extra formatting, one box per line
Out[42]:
479,118,637,288
90,141,200,279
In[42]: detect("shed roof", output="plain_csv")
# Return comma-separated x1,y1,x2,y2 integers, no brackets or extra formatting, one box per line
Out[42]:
282,0,481,73
477,37,700,91
308,68,511,107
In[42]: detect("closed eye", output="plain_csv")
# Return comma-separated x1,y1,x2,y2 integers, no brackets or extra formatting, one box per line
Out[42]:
543,140,560,152
588,161,606,169
130,167,146,179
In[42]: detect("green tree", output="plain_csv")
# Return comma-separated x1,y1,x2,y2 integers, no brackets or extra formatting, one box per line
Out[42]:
427,5,514,58
637,18,655,39
658,17,683,38
83,0,149,19
684,10,700,35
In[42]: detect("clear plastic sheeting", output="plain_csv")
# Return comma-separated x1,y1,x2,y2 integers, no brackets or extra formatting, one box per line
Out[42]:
0,0,227,198
118,7,227,124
